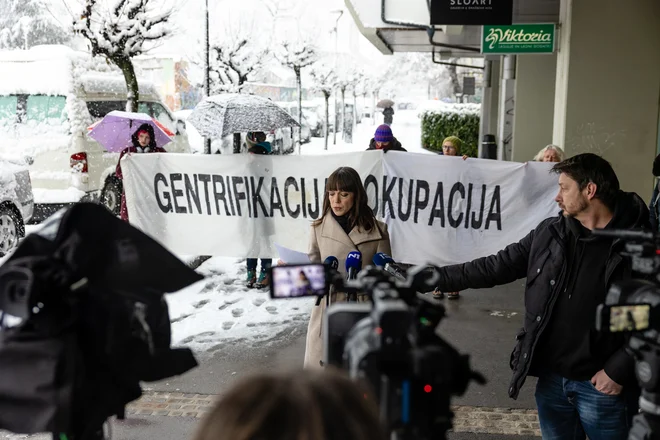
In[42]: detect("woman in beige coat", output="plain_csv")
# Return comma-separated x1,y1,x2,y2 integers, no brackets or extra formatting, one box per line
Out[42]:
304,167,392,369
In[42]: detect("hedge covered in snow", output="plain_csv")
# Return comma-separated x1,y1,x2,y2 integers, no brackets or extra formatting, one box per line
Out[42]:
419,103,480,157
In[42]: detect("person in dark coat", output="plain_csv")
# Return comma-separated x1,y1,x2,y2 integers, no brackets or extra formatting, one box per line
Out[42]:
431,153,647,439
366,125,406,153
116,123,166,222
382,106,394,125
245,131,273,289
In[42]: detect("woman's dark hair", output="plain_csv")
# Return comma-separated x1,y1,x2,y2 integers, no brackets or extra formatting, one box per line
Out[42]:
312,166,376,231
192,369,386,440
551,153,620,210
131,123,158,150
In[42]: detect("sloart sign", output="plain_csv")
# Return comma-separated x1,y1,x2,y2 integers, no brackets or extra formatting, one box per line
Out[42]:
431,0,513,25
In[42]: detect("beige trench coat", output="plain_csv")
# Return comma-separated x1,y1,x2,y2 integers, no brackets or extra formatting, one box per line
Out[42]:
303,213,392,369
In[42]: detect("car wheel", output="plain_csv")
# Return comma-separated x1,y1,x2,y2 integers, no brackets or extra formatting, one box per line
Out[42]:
101,176,123,216
0,206,22,257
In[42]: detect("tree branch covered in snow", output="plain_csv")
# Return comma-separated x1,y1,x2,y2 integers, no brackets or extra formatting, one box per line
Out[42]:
0,0,70,49
276,39,317,154
210,37,266,94
72,0,172,112
309,58,337,150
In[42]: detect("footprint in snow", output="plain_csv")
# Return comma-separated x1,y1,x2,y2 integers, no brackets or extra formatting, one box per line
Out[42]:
232,308,244,317
193,299,210,309
218,298,241,311
265,306,278,315
253,298,266,307
222,321,234,330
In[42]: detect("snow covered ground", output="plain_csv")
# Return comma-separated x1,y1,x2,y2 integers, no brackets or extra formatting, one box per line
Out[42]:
166,257,313,354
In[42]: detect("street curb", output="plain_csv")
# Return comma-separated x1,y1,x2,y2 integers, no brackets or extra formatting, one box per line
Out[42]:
127,391,541,437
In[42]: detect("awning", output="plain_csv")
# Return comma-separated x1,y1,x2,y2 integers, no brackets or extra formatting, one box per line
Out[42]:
344,0,560,56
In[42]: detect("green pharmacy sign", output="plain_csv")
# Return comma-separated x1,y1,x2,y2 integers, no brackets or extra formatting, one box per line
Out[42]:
481,24,556,54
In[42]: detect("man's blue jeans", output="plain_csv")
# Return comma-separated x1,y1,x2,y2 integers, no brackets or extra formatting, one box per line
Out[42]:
535,374,634,440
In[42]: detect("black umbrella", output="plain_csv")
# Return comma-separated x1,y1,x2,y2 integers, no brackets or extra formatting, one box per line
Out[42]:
0,203,202,439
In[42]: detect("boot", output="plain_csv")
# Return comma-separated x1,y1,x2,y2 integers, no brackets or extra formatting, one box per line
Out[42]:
246,269,257,288
255,270,270,289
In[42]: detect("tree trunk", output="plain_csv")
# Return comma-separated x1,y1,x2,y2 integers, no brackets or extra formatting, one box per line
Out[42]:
333,88,338,145
447,60,462,99
372,89,377,125
295,66,302,155
341,86,346,139
324,91,330,150
114,56,139,113
352,90,357,127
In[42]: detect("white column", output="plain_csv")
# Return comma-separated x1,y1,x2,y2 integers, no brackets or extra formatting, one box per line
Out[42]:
479,58,501,157
552,0,660,199
511,54,557,162
497,55,516,161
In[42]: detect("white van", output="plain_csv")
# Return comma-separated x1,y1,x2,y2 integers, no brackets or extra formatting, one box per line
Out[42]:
0,45,191,220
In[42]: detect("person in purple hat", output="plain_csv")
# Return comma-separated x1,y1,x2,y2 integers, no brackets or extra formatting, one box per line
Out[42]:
367,124,406,153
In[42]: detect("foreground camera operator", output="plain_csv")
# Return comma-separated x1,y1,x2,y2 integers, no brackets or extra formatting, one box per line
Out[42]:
432,153,648,439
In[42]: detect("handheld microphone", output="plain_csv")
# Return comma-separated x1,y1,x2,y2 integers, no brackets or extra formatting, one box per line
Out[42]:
345,251,362,281
324,256,339,271
345,251,362,302
316,256,339,306
373,252,407,281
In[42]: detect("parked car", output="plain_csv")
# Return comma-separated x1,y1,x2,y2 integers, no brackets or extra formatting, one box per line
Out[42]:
0,160,34,256
0,45,191,220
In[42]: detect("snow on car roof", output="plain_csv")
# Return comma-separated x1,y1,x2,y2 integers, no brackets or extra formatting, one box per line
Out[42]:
0,45,159,98
79,74,159,98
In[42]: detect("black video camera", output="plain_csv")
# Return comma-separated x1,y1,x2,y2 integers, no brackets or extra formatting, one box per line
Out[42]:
592,228,660,440
269,262,484,440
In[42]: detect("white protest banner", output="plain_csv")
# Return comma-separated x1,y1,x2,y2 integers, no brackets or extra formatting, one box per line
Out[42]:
380,152,558,265
122,152,383,257
122,152,558,265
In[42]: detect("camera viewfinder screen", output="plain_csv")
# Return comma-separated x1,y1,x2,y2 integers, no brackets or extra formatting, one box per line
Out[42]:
609,304,650,332
271,264,327,298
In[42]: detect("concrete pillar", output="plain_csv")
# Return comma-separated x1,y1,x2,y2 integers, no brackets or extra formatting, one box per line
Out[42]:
511,54,557,162
552,0,660,199
497,55,516,160
478,58,500,157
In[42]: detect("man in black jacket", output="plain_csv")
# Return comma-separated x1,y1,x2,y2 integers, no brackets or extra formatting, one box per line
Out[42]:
433,153,648,439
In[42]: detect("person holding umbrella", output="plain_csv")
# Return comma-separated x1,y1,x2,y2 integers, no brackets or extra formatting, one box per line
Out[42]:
116,123,167,222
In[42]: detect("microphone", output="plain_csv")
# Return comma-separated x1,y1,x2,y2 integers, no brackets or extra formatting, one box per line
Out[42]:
345,251,362,303
373,252,407,281
345,251,362,281
324,256,339,271
316,256,339,306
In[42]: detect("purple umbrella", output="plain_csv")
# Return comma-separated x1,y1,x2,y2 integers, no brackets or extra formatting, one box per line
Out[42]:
87,111,174,153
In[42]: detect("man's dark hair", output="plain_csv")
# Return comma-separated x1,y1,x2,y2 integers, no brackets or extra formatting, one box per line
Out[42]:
551,153,620,210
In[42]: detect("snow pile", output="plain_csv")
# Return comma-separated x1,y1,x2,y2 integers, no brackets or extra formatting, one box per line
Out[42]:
31,187,86,204
166,257,313,353
0,46,78,96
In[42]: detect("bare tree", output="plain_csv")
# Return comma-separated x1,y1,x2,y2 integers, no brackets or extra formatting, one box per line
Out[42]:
309,58,337,150
276,39,317,154
73,0,171,112
210,37,266,93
